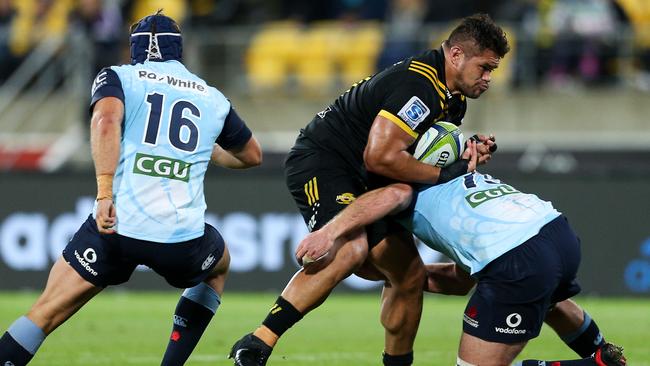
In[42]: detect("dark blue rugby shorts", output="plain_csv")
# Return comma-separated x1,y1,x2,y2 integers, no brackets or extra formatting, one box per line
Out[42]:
62,215,225,288
462,215,582,344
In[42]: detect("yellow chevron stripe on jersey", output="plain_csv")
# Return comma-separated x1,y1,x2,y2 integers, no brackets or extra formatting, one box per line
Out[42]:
304,177,319,206
378,109,419,138
411,60,448,92
304,180,312,206
408,66,446,101
312,177,319,201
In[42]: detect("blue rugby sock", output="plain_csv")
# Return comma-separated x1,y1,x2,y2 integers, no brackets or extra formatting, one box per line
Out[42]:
561,312,605,358
0,316,46,366
161,283,221,365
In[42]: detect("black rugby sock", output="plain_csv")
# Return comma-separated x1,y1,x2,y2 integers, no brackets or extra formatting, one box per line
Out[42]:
261,296,303,337
161,296,215,365
383,351,413,366
0,332,35,366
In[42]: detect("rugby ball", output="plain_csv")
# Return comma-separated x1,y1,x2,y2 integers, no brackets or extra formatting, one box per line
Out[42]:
413,122,464,167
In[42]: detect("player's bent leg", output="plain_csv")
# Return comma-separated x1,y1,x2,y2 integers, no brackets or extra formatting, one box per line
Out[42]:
230,229,369,366
162,244,231,365
0,257,102,365
545,299,606,358
366,231,425,364
280,227,368,313
458,331,527,366
27,257,103,334
425,263,475,295
260,228,368,342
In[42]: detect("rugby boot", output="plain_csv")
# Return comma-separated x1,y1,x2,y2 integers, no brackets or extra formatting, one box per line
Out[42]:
229,333,272,366
593,343,626,366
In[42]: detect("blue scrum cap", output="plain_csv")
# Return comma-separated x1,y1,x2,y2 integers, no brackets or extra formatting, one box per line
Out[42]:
129,10,182,64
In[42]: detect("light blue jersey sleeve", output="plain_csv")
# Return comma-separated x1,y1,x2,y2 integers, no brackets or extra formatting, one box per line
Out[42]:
92,60,232,243
401,172,561,274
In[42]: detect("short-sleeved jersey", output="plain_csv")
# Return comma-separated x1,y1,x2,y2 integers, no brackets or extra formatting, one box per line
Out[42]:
300,47,467,172
90,60,250,243
400,172,561,275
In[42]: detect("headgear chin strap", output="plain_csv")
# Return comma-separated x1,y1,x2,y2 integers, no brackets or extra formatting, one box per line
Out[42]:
130,13,182,64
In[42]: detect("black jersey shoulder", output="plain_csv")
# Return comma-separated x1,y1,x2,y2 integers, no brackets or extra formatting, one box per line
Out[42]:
408,47,467,125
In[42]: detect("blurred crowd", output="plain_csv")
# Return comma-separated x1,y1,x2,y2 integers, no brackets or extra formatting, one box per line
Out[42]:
0,0,649,91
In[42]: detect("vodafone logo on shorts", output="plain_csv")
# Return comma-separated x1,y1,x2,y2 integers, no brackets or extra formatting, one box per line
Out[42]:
83,248,97,263
494,312,526,335
506,313,522,327
74,249,98,277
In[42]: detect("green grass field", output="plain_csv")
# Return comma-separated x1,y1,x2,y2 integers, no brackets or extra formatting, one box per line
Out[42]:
1,292,648,365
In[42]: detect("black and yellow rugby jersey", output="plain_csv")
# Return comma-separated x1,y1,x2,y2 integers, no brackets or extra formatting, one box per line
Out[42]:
300,47,467,171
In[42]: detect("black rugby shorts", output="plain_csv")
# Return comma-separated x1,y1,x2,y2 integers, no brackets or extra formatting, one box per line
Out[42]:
284,141,406,247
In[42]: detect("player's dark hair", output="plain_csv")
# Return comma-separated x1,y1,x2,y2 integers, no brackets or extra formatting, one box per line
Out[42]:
445,13,509,58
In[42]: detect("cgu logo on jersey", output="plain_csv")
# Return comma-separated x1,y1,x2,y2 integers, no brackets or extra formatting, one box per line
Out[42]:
133,153,191,182
465,184,520,208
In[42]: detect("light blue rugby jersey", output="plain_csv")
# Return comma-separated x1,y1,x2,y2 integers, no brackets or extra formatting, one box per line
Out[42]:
92,60,230,243
400,172,561,274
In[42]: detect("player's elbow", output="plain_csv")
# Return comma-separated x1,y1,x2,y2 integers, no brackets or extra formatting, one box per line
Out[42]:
244,149,262,167
242,137,263,167
235,137,262,168
364,150,397,176
91,113,121,137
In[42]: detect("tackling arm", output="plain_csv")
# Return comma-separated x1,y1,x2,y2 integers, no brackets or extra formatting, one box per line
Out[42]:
295,183,414,263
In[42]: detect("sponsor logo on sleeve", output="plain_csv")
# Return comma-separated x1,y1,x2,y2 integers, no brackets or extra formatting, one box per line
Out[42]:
397,96,430,129
91,70,108,96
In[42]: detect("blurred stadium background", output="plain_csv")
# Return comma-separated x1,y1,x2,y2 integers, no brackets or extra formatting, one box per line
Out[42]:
0,0,650,296
0,0,650,365
0,0,649,363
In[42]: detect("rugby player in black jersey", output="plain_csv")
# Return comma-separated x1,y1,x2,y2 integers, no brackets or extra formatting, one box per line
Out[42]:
231,14,508,366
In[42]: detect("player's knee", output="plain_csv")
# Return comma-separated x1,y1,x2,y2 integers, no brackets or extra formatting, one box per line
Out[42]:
341,236,369,271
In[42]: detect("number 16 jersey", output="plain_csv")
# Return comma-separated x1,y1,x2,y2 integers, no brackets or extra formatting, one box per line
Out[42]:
90,60,251,243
